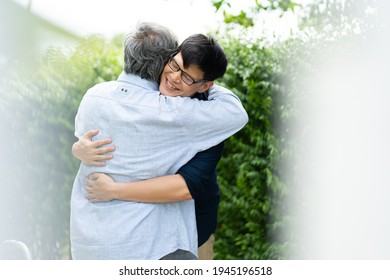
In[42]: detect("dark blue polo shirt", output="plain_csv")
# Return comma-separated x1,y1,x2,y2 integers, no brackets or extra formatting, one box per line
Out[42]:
177,142,224,247
176,92,224,247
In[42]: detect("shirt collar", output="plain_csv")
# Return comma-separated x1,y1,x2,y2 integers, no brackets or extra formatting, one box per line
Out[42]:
117,71,159,91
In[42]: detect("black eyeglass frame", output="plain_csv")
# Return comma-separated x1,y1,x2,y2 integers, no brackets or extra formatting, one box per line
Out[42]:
167,56,207,86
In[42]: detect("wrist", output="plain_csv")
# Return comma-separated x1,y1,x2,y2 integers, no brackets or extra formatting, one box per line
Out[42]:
112,182,128,200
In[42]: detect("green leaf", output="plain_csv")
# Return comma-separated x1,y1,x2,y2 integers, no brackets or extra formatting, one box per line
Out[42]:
212,0,224,12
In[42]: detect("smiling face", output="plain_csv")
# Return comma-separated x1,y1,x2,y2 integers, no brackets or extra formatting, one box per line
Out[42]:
159,52,213,97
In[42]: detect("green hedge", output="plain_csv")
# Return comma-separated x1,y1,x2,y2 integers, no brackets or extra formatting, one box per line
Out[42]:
213,33,290,259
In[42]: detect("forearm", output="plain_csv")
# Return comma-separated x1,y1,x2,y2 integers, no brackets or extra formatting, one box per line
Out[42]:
113,174,192,203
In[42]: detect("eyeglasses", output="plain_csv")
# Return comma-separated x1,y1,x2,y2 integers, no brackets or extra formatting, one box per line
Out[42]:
167,57,207,86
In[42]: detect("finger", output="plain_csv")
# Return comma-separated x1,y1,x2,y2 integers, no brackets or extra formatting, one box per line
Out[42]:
92,139,113,148
94,154,113,161
96,146,115,154
87,197,99,203
89,161,106,167
84,193,100,203
83,129,99,139
85,176,95,184
85,192,93,199
84,184,92,192
89,173,100,180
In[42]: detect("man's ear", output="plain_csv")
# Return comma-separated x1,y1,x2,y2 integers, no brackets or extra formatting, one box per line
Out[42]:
199,81,214,93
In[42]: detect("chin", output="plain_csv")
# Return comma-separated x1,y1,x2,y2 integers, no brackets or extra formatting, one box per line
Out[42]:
161,80,181,97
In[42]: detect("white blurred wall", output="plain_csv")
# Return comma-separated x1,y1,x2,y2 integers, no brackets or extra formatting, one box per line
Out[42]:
288,1,390,259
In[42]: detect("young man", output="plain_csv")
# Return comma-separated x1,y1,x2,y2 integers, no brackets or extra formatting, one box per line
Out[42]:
71,23,248,260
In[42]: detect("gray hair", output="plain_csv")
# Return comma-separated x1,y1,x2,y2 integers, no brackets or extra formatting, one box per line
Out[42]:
124,22,178,83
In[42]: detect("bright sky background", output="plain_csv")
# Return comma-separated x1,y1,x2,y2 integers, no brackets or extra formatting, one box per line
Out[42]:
12,0,256,41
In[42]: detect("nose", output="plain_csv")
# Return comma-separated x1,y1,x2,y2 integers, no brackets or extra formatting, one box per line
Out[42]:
170,70,182,84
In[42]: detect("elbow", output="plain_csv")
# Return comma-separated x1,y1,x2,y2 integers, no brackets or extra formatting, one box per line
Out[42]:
179,190,193,201
242,110,249,126
176,175,193,201
236,110,249,130
175,187,193,201
231,102,249,129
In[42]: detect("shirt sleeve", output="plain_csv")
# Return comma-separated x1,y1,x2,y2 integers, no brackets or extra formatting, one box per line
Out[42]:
177,142,224,200
170,84,248,152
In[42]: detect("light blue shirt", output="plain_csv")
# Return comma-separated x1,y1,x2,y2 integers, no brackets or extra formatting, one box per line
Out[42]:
71,72,248,259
